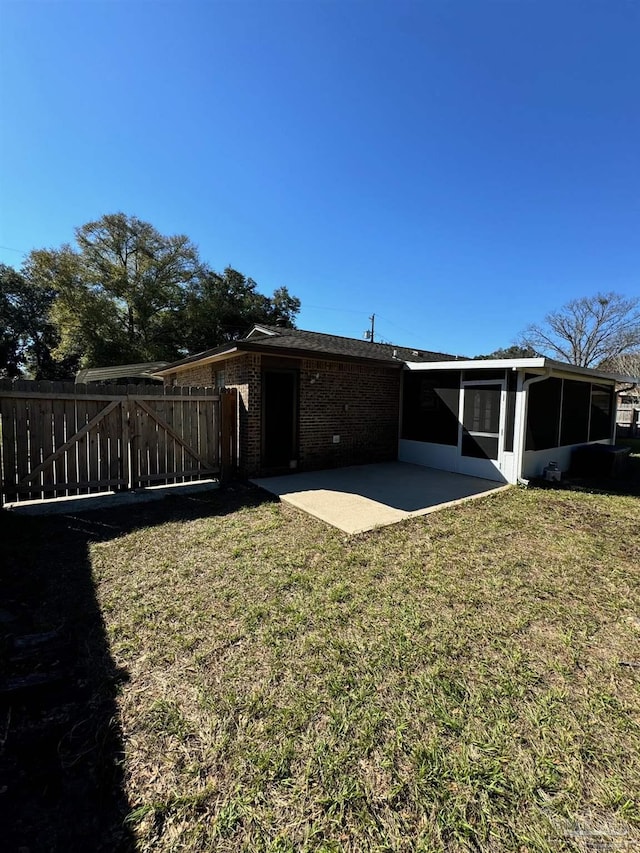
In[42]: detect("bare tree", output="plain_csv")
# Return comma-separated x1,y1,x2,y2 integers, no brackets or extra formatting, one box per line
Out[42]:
520,292,640,368
602,351,640,401
604,350,640,374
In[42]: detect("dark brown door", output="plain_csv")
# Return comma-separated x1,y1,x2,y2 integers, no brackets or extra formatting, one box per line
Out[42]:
262,369,298,470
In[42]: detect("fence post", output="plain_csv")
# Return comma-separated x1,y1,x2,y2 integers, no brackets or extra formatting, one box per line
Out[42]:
0,379,17,505
220,388,237,482
120,399,131,490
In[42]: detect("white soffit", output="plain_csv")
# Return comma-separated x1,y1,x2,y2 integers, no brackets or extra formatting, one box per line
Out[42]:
404,358,638,385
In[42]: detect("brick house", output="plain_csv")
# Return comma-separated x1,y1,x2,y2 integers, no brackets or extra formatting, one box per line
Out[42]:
153,325,457,478
154,324,637,482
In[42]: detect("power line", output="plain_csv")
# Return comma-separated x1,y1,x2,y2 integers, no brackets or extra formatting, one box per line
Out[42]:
0,244,27,255
304,304,420,345
302,302,368,316
374,312,419,341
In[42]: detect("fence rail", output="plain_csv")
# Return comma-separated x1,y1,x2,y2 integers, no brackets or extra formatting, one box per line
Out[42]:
0,380,237,504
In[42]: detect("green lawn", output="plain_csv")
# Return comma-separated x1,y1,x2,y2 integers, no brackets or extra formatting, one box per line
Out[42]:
3,484,640,852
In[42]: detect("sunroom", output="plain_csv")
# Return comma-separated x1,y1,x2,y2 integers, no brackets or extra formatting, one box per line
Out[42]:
398,357,629,484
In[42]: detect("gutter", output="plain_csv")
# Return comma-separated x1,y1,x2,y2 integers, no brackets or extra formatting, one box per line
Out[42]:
404,356,638,384
515,369,552,485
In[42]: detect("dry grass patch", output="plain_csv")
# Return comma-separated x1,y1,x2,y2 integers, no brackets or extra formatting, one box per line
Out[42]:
3,483,638,851
82,485,640,852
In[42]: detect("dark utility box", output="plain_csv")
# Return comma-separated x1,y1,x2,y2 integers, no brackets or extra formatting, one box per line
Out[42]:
571,444,631,479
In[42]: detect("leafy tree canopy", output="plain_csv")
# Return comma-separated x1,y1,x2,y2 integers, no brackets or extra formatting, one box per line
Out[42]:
7,213,301,378
182,267,300,354
474,344,539,360
0,263,76,379
0,264,27,378
27,213,202,367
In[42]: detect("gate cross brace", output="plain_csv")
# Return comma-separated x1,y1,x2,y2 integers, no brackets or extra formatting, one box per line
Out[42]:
134,399,214,470
17,400,121,487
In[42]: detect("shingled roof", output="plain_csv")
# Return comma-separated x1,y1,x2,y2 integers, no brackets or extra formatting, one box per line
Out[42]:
155,324,462,373
245,325,461,363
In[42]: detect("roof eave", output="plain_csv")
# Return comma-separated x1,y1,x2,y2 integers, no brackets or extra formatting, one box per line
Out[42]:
246,324,278,338
404,357,548,371
154,340,406,373
152,345,241,375
547,361,640,384
240,340,405,367
404,357,639,384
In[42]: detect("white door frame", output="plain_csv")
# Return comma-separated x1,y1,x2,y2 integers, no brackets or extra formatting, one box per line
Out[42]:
458,379,507,481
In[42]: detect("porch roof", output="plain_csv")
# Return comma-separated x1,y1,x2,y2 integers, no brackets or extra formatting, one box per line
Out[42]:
404,357,640,386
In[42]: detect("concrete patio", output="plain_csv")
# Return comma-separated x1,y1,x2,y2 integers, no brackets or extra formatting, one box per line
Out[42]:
251,462,509,534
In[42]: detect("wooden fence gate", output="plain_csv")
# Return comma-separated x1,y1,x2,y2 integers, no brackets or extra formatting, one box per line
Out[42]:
0,381,237,505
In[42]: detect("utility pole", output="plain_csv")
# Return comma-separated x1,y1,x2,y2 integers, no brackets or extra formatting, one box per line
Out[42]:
366,313,375,343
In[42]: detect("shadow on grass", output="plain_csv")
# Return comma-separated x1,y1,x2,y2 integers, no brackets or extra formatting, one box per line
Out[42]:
0,483,272,852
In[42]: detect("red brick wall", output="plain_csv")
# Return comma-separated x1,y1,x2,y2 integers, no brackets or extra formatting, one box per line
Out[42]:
298,358,401,472
224,354,261,477
169,353,401,477
171,355,260,477
171,362,215,387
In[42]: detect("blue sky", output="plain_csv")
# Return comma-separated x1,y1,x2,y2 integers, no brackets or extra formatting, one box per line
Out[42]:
1,1,638,357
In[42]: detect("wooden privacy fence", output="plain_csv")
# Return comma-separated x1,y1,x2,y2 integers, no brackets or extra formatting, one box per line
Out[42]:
616,404,639,438
0,381,237,505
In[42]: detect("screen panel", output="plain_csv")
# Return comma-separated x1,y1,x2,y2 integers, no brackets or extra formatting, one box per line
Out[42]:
401,371,461,445
589,384,614,441
463,386,501,434
461,383,501,460
525,377,562,450
560,379,591,446
461,433,499,460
